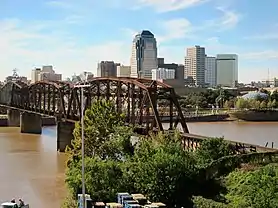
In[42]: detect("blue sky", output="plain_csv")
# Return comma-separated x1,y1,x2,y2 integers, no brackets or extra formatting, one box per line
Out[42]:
0,0,278,83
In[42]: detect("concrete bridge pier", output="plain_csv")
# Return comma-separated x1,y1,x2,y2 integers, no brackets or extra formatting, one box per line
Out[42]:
20,112,42,134
7,109,20,127
57,121,75,152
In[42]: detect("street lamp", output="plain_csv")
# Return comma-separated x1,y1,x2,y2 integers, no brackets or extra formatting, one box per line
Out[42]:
74,83,90,208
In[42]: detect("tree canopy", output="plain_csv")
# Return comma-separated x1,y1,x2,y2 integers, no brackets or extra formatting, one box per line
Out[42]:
194,164,278,208
225,164,278,208
179,89,236,108
63,99,278,208
64,100,237,207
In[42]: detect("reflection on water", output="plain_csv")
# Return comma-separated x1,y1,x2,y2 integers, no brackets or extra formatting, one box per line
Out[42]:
0,122,278,207
0,127,67,208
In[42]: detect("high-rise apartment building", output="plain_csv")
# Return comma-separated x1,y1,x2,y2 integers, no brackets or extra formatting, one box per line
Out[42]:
216,54,238,87
97,61,119,77
117,65,131,77
205,56,217,87
184,45,206,86
130,30,158,79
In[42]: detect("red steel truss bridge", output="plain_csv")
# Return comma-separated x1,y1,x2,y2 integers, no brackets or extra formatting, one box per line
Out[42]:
0,77,188,132
0,77,274,153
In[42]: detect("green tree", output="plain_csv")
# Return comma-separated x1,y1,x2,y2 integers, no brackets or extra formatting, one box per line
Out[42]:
195,137,234,166
193,196,227,208
270,90,278,101
271,99,277,108
65,100,135,204
127,132,197,207
68,99,134,160
223,101,229,109
203,90,219,105
65,100,241,208
267,100,273,109
254,100,261,109
260,100,266,109
66,157,126,202
235,98,249,109
225,164,278,208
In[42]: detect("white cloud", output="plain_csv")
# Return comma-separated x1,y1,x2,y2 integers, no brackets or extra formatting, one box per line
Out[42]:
203,37,278,61
121,28,139,39
245,34,278,40
157,18,194,42
45,0,73,9
241,50,278,60
63,15,85,25
121,18,194,46
204,37,239,54
217,7,240,29
135,0,209,12
202,7,240,31
123,6,241,45
0,19,130,79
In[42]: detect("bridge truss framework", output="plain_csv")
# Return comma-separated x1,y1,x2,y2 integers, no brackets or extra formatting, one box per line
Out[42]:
0,77,189,133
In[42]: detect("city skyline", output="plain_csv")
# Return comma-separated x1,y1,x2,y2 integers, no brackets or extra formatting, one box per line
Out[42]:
0,0,278,82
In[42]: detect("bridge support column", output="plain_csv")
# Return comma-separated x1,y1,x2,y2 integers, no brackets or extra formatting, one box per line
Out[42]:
7,109,20,127
20,113,42,134
57,121,75,152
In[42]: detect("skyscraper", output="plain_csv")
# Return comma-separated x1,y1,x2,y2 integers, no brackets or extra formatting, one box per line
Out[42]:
31,68,41,83
216,54,238,87
205,56,217,87
184,45,206,86
130,30,158,79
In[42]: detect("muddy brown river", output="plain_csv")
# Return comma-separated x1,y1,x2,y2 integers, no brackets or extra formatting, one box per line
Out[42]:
0,126,66,208
0,122,278,207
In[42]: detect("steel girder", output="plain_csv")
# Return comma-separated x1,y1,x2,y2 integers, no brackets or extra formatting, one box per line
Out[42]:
0,78,189,133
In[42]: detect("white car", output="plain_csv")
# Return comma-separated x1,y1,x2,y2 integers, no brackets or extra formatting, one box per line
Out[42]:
1,202,29,208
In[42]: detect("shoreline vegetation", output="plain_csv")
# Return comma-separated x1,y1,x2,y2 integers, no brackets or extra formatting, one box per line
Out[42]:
62,100,278,208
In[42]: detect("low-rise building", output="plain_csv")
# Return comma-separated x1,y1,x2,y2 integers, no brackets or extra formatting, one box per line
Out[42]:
117,65,131,77
31,65,62,83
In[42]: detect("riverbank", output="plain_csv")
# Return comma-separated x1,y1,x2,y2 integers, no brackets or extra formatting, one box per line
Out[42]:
229,110,278,121
160,114,233,123
0,116,56,126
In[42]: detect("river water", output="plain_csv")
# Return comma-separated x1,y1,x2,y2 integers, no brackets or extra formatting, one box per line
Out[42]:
0,122,278,207
0,126,67,208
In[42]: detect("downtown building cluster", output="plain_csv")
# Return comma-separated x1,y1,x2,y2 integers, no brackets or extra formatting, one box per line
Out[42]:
2,30,238,88
97,30,238,88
